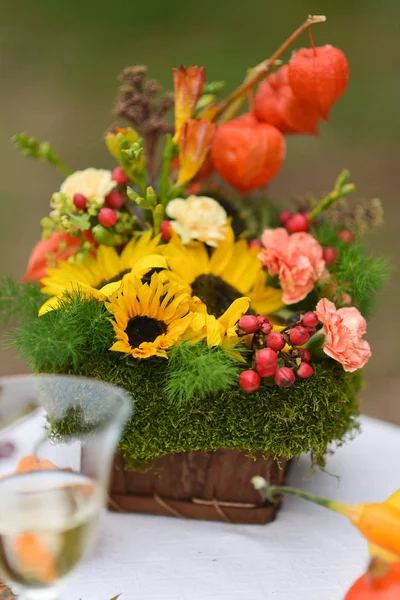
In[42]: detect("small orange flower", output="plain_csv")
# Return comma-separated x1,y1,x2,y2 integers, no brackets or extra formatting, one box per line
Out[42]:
22,232,82,283
177,119,217,185
253,480,400,561
173,66,205,142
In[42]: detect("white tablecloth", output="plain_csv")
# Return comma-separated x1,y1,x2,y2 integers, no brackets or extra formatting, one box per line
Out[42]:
60,415,399,599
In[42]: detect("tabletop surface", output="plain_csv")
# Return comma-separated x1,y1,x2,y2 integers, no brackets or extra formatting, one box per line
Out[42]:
58,415,399,600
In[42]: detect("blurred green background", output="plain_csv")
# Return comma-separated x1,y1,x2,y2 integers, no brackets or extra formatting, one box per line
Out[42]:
1,0,399,423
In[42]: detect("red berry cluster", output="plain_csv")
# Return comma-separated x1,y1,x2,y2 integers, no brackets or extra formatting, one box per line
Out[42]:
72,167,129,231
238,311,319,393
278,208,355,268
279,210,310,234
322,230,354,266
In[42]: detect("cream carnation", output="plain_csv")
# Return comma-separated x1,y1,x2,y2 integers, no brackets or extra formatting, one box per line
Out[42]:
166,195,228,247
60,168,116,206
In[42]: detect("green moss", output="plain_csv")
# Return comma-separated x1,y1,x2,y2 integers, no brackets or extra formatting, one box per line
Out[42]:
52,353,361,469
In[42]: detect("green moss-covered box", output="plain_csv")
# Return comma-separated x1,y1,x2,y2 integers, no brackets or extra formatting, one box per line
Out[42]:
53,354,361,524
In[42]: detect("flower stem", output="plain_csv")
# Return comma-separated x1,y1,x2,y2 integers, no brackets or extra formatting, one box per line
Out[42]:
159,134,178,207
215,15,326,120
255,481,354,518
54,160,72,178
308,169,356,221
308,24,317,56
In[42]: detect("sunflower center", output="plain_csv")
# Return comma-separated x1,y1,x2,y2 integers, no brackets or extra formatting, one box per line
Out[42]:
142,267,166,283
191,274,244,319
125,316,167,348
96,269,132,289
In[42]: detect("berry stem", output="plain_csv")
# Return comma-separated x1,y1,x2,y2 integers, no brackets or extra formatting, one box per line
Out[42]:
215,14,326,120
308,24,317,56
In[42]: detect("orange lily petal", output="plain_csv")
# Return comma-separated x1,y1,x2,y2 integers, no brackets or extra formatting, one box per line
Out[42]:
177,119,217,185
173,66,205,142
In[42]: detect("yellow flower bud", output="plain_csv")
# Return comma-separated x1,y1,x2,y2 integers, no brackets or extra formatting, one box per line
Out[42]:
106,127,139,161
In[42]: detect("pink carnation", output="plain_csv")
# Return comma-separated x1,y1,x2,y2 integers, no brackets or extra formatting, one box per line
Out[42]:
259,228,326,304
315,298,371,372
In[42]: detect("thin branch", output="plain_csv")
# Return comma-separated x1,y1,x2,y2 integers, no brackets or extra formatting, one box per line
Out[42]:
215,15,326,120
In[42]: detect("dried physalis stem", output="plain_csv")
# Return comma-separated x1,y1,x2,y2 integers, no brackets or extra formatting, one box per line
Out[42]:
215,14,327,119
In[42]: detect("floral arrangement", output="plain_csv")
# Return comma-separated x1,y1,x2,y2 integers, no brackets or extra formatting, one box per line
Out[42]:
1,15,389,471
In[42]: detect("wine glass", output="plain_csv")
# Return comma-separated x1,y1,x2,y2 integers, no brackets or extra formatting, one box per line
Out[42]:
0,374,132,600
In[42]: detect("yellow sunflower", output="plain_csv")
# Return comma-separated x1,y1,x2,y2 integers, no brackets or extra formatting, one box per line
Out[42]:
160,227,283,317
105,273,197,359
39,230,166,315
187,295,251,360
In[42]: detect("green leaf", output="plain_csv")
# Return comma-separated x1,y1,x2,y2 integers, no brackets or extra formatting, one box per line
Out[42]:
203,80,226,96
303,331,327,362
69,212,91,231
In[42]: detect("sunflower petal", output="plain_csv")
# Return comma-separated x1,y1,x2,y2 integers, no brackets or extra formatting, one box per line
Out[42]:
208,226,235,275
99,281,123,297
248,287,284,315
206,315,223,347
218,297,250,330
38,296,62,316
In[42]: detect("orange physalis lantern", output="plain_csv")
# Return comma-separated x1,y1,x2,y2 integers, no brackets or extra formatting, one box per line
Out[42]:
288,45,350,120
211,116,286,194
255,65,320,135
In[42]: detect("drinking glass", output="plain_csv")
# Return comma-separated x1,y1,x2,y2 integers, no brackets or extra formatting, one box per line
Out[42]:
0,374,132,600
